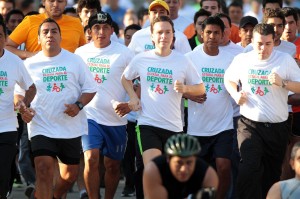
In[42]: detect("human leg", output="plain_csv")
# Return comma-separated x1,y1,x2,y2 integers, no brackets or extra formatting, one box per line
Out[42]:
104,157,121,199
84,149,100,199
34,156,56,198
18,124,36,185
214,130,233,199
121,121,136,196
0,132,18,198
236,117,265,199
53,163,79,198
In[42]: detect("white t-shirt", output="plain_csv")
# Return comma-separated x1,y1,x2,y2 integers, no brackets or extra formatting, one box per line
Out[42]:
244,40,296,57
123,50,202,132
225,50,300,123
220,41,244,117
24,49,97,139
172,16,193,33
128,27,191,55
75,41,134,126
186,47,234,136
0,50,33,133
143,16,193,32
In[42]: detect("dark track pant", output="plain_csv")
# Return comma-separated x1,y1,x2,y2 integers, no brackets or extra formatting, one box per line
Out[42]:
0,132,17,198
237,116,289,199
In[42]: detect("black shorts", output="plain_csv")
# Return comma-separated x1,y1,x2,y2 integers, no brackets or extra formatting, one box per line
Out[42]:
137,125,182,153
31,135,81,165
195,129,233,162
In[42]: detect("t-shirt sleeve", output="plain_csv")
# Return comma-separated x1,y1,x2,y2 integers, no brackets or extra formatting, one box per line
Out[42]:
185,57,202,85
224,55,242,84
174,33,192,54
123,57,139,80
16,59,33,90
286,55,300,82
9,16,30,45
76,56,97,93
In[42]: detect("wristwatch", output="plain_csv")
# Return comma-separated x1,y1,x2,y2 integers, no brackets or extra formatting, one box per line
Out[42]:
281,80,288,88
75,101,84,110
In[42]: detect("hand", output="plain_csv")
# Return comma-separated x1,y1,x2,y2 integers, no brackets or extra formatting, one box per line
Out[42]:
128,96,141,111
174,80,186,93
15,100,26,111
113,101,131,117
188,93,207,104
268,72,282,86
233,91,247,105
64,104,80,117
21,108,35,123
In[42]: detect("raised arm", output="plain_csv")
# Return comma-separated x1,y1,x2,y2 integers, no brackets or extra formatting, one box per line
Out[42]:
6,38,37,60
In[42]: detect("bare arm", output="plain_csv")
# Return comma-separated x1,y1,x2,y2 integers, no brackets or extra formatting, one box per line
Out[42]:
174,80,205,96
121,75,141,111
224,80,247,105
5,38,37,59
266,182,282,199
143,161,168,199
288,94,300,106
183,92,207,104
23,84,36,107
64,92,96,117
15,84,37,123
268,72,300,93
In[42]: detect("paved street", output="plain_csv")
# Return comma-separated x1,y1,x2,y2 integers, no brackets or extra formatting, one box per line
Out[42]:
11,179,135,199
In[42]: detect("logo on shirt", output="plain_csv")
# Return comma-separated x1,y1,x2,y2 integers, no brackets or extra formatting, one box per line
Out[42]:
87,58,110,84
0,70,8,95
201,67,224,94
42,66,68,92
147,67,173,94
248,69,271,96
144,44,155,50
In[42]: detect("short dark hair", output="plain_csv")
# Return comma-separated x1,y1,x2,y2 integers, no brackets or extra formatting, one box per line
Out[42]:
84,25,90,33
282,7,298,23
25,11,39,16
124,24,141,35
77,0,101,13
111,20,119,36
263,8,286,26
262,0,282,9
200,0,221,8
228,1,243,10
291,142,300,160
38,18,61,36
201,15,225,33
63,7,77,15
137,7,148,21
215,12,231,27
5,9,24,24
150,15,175,34
253,23,275,39
193,9,211,25
0,19,7,37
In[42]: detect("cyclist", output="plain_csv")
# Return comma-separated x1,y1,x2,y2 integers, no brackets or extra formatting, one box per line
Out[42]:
143,134,218,199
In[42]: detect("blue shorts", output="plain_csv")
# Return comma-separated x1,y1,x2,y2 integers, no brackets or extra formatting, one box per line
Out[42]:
82,119,127,160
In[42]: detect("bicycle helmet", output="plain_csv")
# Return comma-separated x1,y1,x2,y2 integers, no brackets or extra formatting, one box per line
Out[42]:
165,134,201,157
